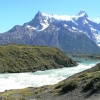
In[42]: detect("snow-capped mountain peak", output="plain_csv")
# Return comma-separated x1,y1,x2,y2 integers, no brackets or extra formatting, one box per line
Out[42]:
27,11,75,31
77,10,88,17
36,11,73,21
0,10,100,54
25,11,100,46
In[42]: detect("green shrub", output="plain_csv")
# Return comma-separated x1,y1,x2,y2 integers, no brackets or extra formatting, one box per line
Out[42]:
60,80,77,93
83,75,100,91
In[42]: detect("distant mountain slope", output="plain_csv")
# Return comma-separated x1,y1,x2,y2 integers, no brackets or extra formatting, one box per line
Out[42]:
0,44,77,73
0,11,100,54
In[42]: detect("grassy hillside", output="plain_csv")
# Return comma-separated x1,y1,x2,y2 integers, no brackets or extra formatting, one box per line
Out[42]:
0,44,77,73
53,63,100,94
0,63,100,100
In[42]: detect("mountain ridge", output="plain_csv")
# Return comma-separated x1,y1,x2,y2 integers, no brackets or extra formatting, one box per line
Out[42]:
0,11,100,54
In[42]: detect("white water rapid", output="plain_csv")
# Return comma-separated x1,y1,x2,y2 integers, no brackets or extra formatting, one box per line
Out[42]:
0,59,99,92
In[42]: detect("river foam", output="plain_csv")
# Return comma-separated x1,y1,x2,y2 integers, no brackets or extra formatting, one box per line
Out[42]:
0,59,99,92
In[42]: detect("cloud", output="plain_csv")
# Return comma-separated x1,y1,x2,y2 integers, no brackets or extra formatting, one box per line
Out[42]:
92,18,100,23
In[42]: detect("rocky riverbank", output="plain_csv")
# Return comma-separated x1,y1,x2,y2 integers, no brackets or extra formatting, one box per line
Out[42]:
0,63,100,100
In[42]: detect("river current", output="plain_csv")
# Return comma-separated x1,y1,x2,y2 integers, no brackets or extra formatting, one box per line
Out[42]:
0,58,99,92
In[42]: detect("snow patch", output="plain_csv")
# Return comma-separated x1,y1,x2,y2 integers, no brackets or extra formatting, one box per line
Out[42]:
92,31,100,43
90,27,96,32
84,20,88,24
40,12,51,18
26,25,36,30
97,44,100,47
26,25,31,28
79,13,86,17
40,12,75,22
26,23,49,31
38,23,49,31
95,34,100,43
64,24,68,27
72,27,77,30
